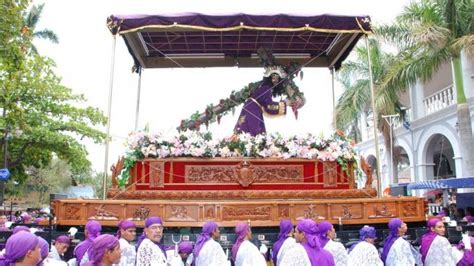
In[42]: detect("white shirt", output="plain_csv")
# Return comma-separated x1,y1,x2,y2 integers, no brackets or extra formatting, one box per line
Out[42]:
113,238,136,266
194,238,229,266
324,240,348,266
235,240,267,266
136,238,167,266
275,237,296,266
48,245,61,261
42,257,68,266
279,243,311,266
166,249,193,266
424,235,457,266
348,241,383,266
385,237,416,266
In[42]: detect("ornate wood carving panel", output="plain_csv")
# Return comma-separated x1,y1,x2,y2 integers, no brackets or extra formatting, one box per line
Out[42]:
165,205,197,221
184,163,304,184
54,197,426,227
222,205,272,221
149,161,165,188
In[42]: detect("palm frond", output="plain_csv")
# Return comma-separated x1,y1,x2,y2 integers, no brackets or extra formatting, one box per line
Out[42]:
24,3,45,28
33,29,59,43
452,34,474,60
381,47,451,93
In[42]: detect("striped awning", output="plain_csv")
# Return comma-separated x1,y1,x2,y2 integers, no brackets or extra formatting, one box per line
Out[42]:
407,177,474,190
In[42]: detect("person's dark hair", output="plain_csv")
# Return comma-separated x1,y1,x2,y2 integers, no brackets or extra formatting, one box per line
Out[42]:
262,75,285,97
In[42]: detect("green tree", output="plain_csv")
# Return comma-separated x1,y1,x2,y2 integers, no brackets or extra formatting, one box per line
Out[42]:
335,38,406,181
26,158,72,204
1,0,107,185
377,0,474,176
23,3,58,53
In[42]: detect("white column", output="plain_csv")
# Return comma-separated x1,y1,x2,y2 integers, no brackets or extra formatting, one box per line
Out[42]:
410,80,425,120
460,49,474,99
360,111,368,141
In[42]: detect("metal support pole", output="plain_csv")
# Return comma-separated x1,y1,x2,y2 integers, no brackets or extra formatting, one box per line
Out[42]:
365,36,383,197
1,127,7,206
134,67,142,131
382,114,400,185
331,67,337,130
103,35,117,200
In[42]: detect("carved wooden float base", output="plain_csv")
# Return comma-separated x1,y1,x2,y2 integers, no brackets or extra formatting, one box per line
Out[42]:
107,188,377,200
53,197,426,227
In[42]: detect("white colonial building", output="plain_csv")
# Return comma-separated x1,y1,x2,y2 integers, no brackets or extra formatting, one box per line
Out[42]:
356,52,474,193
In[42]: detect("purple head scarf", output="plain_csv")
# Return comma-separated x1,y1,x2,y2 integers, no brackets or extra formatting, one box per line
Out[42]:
36,237,49,266
12,226,30,234
420,218,441,264
193,221,218,258
381,218,403,262
74,220,102,265
348,225,377,253
86,234,119,266
297,219,335,266
178,241,194,254
55,235,71,245
0,231,39,266
231,222,250,261
136,217,166,257
317,221,333,249
272,219,293,264
116,220,136,239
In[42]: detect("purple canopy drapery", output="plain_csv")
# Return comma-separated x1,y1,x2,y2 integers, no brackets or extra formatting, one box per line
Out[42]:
106,13,371,69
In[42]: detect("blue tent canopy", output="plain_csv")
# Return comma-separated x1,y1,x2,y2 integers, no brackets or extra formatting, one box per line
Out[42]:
407,177,474,190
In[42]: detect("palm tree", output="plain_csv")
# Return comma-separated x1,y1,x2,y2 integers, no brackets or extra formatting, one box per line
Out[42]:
23,3,58,53
377,0,474,177
335,38,406,182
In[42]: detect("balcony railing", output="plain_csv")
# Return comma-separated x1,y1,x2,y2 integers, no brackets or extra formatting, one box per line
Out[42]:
423,85,455,115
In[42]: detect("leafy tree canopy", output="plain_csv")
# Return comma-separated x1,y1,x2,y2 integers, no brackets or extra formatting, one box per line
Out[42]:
1,0,107,183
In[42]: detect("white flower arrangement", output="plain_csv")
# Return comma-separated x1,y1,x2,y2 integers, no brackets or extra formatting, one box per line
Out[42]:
118,129,358,187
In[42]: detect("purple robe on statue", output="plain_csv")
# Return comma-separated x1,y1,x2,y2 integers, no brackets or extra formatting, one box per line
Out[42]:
297,219,335,266
234,81,286,136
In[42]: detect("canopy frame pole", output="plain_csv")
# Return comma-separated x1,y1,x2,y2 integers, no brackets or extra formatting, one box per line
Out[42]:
365,35,383,197
134,67,142,131
331,67,337,130
103,35,117,200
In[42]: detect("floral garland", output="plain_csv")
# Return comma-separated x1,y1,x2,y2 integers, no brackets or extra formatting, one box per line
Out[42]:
117,130,358,187
178,59,306,131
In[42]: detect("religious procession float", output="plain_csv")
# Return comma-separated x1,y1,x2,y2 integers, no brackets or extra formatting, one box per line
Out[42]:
53,13,426,228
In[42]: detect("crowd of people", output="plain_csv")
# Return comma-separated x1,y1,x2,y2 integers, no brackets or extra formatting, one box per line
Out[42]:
0,215,472,266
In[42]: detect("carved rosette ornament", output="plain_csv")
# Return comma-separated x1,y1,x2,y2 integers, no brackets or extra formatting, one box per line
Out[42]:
133,206,150,220
235,161,255,187
65,205,81,220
